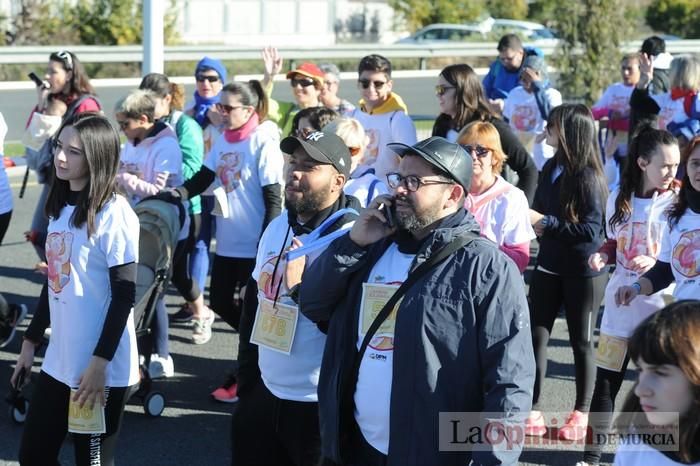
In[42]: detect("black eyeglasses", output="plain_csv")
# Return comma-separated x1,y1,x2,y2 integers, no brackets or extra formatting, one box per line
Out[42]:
215,103,245,113
290,78,316,88
386,173,454,192
435,84,455,96
55,50,73,70
461,144,491,158
358,79,386,90
196,74,220,83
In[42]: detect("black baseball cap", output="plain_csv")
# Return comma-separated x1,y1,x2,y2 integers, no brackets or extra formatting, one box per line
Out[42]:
387,137,473,191
280,130,351,177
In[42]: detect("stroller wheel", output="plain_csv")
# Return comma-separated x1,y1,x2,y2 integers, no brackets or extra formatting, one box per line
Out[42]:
143,391,165,417
9,399,29,424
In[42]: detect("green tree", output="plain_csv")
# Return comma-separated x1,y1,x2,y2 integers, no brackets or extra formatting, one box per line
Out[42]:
527,0,559,27
4,0,78,45
553,0,637,105
486,0,528,20
646,0,700,38
389,0,485,32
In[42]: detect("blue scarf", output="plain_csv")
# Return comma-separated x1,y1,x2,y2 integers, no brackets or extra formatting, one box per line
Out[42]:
192,91,220,128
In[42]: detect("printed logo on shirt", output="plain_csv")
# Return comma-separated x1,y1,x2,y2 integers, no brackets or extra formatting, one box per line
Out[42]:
616,221,662,271
361,129,380,166
511,105,537,132
671,229,700,278
609,95,630,115
257,253,288,300
216,151,243,193
46,231,74,293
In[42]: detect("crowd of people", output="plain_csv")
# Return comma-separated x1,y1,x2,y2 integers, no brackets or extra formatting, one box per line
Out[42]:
0,33,699,466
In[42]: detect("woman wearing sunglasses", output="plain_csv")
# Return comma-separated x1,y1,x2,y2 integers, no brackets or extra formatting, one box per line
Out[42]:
162,81,285,401
432,63,538,204
458,121,535,273
261,47,324,137
25,50,101,263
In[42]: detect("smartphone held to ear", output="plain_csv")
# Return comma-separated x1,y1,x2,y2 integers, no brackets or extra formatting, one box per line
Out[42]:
378,201,395,229
28,72,50,89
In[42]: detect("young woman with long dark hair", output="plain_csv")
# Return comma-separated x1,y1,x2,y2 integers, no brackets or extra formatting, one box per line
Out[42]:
527,104,609,441
13,113,139,465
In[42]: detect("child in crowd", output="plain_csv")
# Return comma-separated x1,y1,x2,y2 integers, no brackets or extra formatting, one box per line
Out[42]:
503,55,562,171
579,127,680,466
13,113,139,465
612,300,700,466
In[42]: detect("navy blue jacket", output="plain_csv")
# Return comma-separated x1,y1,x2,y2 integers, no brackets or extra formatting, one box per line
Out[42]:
299,210,535,466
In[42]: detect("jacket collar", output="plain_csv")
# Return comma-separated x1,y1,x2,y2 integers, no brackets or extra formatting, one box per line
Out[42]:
287,192,361,236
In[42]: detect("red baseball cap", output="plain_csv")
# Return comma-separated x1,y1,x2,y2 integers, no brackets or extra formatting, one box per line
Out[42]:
286,62,325,84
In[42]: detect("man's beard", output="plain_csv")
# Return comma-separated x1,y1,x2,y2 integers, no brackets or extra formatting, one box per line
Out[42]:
394,195,443,234
285,181,333,218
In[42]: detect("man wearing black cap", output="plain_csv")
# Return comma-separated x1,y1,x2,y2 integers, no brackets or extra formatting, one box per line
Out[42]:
232,130,361,465
300,136,535,465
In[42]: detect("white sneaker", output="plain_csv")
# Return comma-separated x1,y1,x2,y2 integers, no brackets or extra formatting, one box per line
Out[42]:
148,354,174,379
192,309,215,345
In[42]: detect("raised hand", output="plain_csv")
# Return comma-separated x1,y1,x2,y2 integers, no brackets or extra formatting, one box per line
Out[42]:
349,195,397,247
262,46,283,78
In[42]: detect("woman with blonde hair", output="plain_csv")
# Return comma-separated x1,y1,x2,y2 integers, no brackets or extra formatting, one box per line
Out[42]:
458,121,534,272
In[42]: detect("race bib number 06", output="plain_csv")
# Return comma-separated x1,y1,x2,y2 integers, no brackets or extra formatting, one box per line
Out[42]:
250,298,299,355
595,333,628,372
68,389,106,434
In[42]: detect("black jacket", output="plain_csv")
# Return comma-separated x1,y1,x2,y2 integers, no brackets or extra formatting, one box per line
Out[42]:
532,161,606,277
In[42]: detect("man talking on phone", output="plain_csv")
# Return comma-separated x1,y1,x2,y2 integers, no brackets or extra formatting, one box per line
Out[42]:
300,137,535,466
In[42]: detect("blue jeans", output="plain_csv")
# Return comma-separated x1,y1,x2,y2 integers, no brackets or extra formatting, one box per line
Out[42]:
189,195,214,293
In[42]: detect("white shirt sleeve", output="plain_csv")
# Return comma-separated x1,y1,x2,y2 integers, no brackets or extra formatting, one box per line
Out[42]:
257,137,285,187
547,88,563,108
390,111,417,146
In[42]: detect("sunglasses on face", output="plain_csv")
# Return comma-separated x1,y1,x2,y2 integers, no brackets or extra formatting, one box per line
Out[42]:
386,172,454,192
290,78,315,88
215,103,246,114
435,84,455,96
358,79,386,90
196,74,220,83
461,144,491,157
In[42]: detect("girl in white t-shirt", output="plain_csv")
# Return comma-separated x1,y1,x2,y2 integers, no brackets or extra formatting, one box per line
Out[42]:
458,121,535,273
616,135,700,307
580,127,681,466
12,113,139,465
611,300,700,466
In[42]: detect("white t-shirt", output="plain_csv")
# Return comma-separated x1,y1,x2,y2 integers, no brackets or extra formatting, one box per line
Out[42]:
42,195,140,388
652,93,689,131
252,210,354,402
0,112,11,215
354,243,415,454
348,108,417,181
601,190,676,338
503,86,562,171
657,209,700,301
465,176,535,248
204,122,284,258
344,168,390,208
614,441,700,466
594,82,635,119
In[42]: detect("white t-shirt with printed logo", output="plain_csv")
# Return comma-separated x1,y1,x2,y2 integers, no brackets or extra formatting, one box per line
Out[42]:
652,93,689,131
252,210,354,402
657,209,700,300
503,86,561,171
204,122,285,258
465,176,535,249
354,243,415,454
601,190,676,338
42,195,140,388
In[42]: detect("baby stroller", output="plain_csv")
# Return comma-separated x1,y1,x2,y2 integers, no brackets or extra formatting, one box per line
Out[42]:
131,196,185,417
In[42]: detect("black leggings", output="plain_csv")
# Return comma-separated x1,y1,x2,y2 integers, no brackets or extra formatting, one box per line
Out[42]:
210,255,255,330
169,213,201,302
19,371,133,466
529,269,607,411
583,356,632,465
0,210,11,245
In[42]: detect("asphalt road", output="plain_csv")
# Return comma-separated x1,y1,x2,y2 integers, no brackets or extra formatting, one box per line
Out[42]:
0,170,633,465
1,76,442,143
